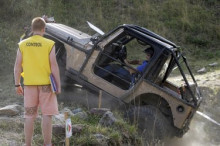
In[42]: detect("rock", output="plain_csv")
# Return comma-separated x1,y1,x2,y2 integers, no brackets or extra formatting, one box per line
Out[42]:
197,67,206,74
74,111,88,120
0,89,3,92
72,108,82,114
53,114,65,124
0,104,23,116
52,124,84,137
61,107,74,117
209,62,218,67
93,133,109,146
99,111,117,126
53,108,87,124
52,124,65,136
90,108,110,117
72,124,84,134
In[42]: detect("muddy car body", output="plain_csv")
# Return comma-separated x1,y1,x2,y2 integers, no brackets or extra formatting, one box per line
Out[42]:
44,22,202,140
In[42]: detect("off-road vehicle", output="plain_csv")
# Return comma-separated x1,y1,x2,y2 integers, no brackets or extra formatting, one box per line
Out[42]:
24,20,202,141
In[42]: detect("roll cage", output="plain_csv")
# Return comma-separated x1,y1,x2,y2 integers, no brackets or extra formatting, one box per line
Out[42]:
93,24,201,107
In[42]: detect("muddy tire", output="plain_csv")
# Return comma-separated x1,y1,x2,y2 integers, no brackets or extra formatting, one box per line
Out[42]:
127,105,173,143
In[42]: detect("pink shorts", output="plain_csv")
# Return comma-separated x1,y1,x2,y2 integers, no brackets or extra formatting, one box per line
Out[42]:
24,85,59,118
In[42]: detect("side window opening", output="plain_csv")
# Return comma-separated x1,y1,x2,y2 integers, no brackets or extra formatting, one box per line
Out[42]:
94,33,154,90
147,51,171,84
155,55,172,84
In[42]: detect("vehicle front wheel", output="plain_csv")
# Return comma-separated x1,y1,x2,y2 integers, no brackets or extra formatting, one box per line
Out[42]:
127,105,174,144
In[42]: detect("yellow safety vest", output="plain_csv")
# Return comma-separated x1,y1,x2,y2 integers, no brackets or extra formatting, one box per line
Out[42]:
19,35,55,85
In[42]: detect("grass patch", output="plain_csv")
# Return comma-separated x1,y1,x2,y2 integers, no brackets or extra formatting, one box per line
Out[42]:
53,109,140,145
0,118,23,132
70,111,140,145
27,108,140,145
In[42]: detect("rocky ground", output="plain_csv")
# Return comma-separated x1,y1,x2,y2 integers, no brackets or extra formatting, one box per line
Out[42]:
0,58,219,145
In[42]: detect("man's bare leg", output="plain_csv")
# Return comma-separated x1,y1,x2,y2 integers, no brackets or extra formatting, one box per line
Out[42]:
24,118,35,146
42,115,52,146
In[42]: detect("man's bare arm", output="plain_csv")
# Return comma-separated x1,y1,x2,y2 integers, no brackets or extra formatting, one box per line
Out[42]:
49,46,61,94
14,48,23,95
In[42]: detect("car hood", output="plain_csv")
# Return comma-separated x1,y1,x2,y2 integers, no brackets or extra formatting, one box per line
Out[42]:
46,23,92,46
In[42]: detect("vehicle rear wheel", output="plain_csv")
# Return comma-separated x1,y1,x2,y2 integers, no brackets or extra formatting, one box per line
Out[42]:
127,105,173,144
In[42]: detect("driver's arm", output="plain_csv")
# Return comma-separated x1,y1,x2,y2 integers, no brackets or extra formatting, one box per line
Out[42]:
124,59,138,74
124,59,130,65
127,59,141,65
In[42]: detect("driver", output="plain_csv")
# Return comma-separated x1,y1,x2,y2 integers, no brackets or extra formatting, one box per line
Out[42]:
126,47,154,74
97,46,154,85
115,47,154,82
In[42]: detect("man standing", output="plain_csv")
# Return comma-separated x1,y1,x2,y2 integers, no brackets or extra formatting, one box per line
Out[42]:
14,17,61,146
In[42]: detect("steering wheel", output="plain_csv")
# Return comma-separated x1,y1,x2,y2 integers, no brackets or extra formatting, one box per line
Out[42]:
118,45,127,63
112,43,127,63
